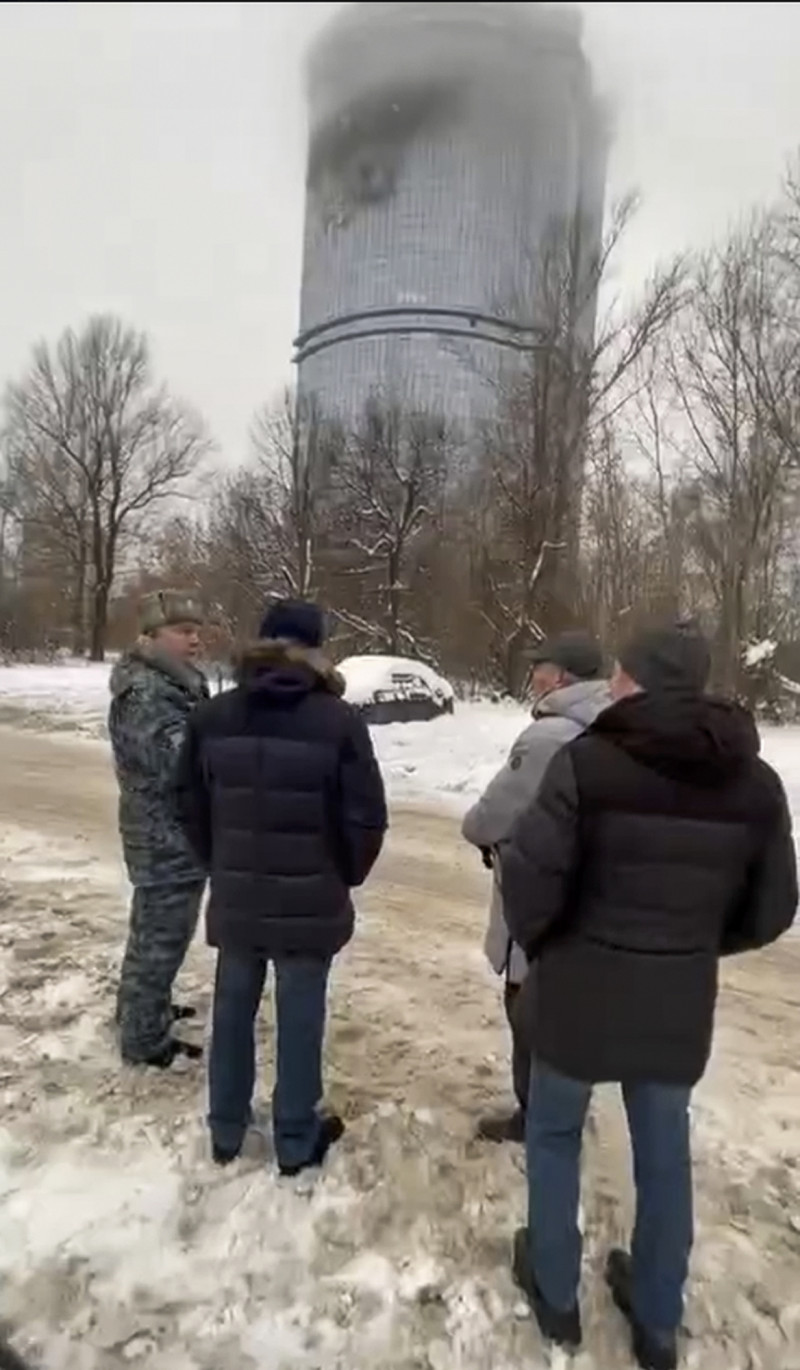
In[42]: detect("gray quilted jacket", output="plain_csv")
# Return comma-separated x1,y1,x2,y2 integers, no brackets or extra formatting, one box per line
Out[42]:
462,679,610,983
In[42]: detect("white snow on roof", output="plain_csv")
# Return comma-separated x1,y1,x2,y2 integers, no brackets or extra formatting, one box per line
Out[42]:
338,654,454,707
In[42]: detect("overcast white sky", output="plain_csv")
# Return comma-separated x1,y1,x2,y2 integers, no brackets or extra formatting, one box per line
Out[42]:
2,1,799,463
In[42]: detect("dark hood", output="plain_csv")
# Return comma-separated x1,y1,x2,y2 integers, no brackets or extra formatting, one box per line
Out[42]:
590,692,760,787
235,638,346,704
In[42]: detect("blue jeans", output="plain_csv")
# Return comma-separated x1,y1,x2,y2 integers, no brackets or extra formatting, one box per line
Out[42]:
208,950,331,1171
526,1062,693,1335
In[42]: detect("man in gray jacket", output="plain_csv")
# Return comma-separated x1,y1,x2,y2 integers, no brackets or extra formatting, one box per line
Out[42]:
462,632,609,1141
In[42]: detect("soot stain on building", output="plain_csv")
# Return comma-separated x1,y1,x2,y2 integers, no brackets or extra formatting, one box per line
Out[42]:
307,79,468,226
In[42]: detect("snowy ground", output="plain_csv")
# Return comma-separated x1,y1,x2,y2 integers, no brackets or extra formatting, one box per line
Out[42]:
3,658,800,827
0,666,799,1370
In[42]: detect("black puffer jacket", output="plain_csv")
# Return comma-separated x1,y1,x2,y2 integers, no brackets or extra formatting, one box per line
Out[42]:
500,693,798,1086
175,640,388,958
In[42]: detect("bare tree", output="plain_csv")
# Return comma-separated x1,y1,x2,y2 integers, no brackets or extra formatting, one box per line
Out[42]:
579,426,651,642
1,407,91,650
2,315,206,659
203,464,287,633
764,160,800,466
0,467,20,654
331,399,449,657
465,197,686,689
471,401,564,693
250,390,333,600
200,390,333,635
666,216,796,692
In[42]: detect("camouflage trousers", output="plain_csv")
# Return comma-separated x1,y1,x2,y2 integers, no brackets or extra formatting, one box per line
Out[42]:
116,881,205,1063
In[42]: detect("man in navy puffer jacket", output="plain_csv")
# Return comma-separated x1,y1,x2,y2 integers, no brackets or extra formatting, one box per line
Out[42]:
176,599,387,1175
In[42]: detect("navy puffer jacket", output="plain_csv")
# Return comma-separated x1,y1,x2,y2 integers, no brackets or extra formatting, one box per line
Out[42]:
175,639,388,958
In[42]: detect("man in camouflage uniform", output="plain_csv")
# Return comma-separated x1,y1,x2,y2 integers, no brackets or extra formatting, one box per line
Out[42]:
109,590,209,1067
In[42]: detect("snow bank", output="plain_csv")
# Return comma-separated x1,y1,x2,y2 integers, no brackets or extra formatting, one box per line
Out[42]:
338,654,455,708
0,659,522,809
373,704,524,808
4,662,800,848
0,659,110,719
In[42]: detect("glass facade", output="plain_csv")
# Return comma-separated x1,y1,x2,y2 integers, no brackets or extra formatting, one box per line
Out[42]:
296,2,607,427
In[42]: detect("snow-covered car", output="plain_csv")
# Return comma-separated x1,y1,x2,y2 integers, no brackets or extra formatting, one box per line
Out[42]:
338,654,454,725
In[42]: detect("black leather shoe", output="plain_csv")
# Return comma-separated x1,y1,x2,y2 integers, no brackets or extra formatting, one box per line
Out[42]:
123,1037,202,1069
512,1227,582,1350
476,1108,526,1143
606,1249,678,1370
171,1004,197,1022
212,1142,241,1166
279,1115,345,1178
0,1334,34,1370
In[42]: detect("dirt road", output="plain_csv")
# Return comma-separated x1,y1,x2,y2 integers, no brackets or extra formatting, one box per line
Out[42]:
1,725,799,1370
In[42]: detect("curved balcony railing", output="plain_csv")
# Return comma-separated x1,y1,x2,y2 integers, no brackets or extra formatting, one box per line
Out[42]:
294,305,547,364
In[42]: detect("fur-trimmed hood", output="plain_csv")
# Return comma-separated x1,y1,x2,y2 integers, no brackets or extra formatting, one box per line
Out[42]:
235,638,346,700
109,641,208,702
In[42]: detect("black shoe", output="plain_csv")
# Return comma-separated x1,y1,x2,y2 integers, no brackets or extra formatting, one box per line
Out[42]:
123,1037,203,1069
476,1108,526,1144
171,1004,197,1022
0,1335,34,1370
279,1114,345,1178
512,1227,582,1351
606,1250,678,1370
211,1142,241,1167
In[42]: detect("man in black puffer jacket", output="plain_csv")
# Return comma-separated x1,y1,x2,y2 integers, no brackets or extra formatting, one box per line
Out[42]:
498,622,797,1370
176,599,387,1176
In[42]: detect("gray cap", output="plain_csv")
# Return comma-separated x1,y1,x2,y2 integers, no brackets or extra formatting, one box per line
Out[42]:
618,621,711,696
526,631,602,680
139,589,204,636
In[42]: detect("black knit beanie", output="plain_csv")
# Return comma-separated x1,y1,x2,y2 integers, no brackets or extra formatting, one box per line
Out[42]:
258,599,325,649
618,621,711,696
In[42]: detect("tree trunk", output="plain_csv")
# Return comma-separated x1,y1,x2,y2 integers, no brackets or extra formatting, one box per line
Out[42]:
89,520,117,662
387,550,401,655
70,543,88,657
297,531,312,599
89,581,110,662
713,572,746,697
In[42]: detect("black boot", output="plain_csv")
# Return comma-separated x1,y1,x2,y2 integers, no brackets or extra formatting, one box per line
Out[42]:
279,1115,345,1178
512,1227,582,1351
123,1037,203,1069
476,1108,526,1143
0,1335,34,1370
212,1142,241,1166
606,1250,678,1370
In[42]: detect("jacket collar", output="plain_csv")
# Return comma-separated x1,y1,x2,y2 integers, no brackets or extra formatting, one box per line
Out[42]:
533,677,610,725
235,638,345,696
131,641,208,698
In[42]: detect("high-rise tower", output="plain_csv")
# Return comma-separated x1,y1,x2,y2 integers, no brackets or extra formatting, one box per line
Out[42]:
295,2,607,428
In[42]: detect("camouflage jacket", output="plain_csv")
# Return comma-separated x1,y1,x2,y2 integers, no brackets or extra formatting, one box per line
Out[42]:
109,646,209,887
